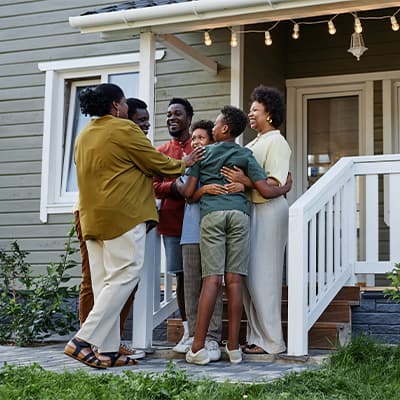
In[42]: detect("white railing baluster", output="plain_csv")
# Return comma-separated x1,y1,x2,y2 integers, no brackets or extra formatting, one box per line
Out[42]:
389,174,400,261
309,216,317,308
326,198,334,286
333,191,341,275
317,207,326,299
365,174,379,286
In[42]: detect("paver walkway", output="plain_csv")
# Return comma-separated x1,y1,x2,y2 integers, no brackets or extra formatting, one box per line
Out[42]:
0,342,327,383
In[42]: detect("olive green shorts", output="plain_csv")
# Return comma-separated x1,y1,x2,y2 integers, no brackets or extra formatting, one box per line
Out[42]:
200,210,250,277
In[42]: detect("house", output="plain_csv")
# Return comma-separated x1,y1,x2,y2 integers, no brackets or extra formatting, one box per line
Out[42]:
1,0,400,355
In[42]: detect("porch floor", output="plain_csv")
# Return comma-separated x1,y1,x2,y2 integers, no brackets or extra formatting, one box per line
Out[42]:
0,340,328,383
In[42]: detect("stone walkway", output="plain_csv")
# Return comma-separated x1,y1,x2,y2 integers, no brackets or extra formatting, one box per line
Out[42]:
0,342,328,383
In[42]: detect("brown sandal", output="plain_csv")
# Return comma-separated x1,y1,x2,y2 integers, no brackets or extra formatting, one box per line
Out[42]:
100,352,137,367
243,344,267,354
64,337,108,369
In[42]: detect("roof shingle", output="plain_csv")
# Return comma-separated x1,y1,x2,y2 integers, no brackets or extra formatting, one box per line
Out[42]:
81,0,193,16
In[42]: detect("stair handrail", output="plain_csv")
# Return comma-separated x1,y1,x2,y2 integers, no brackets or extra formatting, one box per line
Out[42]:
287,154,400,356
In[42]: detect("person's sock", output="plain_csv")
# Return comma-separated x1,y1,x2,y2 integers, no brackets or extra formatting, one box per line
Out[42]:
182,320,189,338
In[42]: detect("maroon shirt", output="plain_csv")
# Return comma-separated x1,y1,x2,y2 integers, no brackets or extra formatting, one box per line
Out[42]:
153,137,192,236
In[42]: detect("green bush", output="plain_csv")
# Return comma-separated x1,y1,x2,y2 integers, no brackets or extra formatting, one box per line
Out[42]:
384,262,400,302
0,227,79,346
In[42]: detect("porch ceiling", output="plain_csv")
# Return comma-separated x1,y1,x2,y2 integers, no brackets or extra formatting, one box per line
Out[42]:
69,0,400,37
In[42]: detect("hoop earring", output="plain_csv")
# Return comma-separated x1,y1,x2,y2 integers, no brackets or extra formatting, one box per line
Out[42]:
266,114,273,124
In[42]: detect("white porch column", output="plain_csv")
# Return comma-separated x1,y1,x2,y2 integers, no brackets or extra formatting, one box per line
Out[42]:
132,228,159,350
132,32,157,349
230,25,244,145
138,31,156,143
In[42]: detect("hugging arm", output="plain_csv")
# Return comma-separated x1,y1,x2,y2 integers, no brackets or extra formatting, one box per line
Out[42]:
253,173,292,199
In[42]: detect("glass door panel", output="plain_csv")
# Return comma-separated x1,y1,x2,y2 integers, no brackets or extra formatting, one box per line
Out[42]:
307,96,359,187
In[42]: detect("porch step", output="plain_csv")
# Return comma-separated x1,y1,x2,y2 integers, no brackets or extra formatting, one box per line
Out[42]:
167,319,351,350
167,286,360,350
281,300,351,323
282,321,352,349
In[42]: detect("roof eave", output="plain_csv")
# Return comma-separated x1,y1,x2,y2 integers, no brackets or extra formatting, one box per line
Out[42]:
69,0,400,36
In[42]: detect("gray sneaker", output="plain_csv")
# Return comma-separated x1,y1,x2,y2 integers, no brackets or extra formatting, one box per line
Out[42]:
205,340,221,361
186,347,210,365
172,336,193,354
225,344,242,364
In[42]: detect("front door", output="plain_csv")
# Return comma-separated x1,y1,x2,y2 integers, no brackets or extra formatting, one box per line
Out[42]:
286,78,374,203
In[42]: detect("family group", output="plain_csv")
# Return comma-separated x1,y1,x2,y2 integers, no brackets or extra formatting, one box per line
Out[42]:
64,82,292,369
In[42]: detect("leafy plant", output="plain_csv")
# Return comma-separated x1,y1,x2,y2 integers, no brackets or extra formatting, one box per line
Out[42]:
0,226,79,346
384,263,400,302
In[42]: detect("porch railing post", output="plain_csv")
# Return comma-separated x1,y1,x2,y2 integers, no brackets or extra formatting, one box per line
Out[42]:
131,228,159,350
287,207,309,356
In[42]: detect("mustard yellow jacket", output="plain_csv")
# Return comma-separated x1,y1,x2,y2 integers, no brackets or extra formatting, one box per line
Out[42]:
74,115,185,240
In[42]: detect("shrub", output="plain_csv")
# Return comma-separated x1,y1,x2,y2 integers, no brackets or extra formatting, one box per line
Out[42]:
384,262,400,302
0,227,79,346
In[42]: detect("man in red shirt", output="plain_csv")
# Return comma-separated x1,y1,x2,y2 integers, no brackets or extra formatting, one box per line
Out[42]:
153,98,193,352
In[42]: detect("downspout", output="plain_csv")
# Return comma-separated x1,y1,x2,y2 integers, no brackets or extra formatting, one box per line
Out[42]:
69,0,274,30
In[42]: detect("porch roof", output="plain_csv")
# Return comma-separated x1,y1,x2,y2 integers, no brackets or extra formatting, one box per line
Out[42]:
69,0,400,37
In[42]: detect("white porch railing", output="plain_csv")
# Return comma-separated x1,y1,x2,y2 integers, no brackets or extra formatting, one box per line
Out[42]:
287,154,400,356
131,228,177,349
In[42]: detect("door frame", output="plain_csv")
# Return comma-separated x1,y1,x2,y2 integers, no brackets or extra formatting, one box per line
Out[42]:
286,70,400,204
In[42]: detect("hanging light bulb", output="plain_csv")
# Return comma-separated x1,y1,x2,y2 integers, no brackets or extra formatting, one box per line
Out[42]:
230,30,238,47
328,20,336,35
348,32,368,61
391,15,399,31
204,31,212,46
292,23,300,39
354,16,363,33
264,31,272,46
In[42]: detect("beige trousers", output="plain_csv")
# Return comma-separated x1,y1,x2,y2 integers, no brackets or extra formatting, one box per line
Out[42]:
76,223,146,353
244,197,288,354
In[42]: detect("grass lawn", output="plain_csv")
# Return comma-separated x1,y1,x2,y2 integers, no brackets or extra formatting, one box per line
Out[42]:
1,336,400,399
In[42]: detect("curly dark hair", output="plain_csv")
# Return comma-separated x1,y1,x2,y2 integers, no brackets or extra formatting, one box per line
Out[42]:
190,119,214,142
79,83,124,117
126,98,147,120
251,85,285,128
168,97,194,119
220,105,247,137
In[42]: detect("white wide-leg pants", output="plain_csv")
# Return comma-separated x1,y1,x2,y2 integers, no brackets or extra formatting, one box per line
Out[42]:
76,223,146,353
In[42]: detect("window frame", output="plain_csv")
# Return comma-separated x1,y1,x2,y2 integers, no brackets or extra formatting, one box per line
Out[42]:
38,51,164,222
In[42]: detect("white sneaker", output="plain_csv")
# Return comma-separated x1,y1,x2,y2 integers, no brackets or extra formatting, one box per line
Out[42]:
172,336,193,353
186,347,210,365
225,344,242,364
205,340,221,361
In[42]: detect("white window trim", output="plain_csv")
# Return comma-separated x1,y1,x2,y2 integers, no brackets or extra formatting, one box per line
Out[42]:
38,51,165,223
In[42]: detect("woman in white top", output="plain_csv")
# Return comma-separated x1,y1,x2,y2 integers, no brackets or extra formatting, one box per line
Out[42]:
221,86,291,354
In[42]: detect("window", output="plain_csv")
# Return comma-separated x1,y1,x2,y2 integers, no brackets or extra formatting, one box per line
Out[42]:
38,52,164,222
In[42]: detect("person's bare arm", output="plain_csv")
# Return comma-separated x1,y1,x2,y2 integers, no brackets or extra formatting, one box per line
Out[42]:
253,173,292,199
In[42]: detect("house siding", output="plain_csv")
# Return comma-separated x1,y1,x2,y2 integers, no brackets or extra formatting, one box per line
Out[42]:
0,1,230,280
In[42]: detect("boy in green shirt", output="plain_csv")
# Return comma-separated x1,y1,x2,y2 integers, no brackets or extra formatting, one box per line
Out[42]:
181,106,290,365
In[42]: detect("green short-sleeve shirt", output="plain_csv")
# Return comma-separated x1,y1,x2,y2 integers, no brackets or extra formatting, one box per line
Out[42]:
189,141,267,218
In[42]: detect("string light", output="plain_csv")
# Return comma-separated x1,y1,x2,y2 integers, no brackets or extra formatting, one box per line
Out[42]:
206,8,399,61
292,23,300,39
204,31,212,46
354,16,363,33
328,19,336,35
230,30,238,47
391,15,399,31
264,31,272,46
